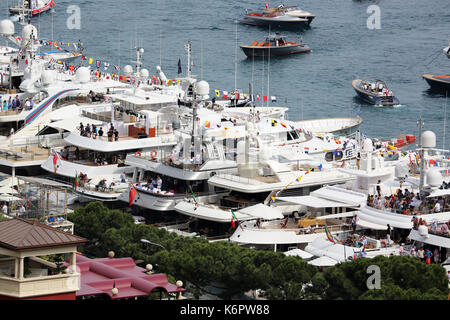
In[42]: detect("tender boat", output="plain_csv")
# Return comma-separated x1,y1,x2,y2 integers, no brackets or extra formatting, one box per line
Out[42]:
422,74,450,91
240,33,311,58
239,6,312,29
352,78,400,106
9,0,55,16
294,116,362,136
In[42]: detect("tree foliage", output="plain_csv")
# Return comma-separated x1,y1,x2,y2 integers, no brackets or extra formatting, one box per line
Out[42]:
69,202,449,300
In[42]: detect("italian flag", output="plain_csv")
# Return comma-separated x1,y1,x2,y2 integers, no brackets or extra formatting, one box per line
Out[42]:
74,172,79,191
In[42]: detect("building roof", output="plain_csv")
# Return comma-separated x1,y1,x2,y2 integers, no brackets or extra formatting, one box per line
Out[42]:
71,255,184,299
0,218,86,250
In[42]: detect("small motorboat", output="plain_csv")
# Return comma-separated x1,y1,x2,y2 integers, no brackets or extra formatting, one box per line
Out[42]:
443,46,450,59
352,78,400,106
266,5,316,25
239,5,312,29
422,74,450,91
10,0,55,17
240,33,311,58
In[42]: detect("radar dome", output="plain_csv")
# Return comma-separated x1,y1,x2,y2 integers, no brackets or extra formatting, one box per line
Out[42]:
418,225,428,237
156,65,161,72
140,68,149,79
123,65,133,76
394,162,409,179
21,24,38,43
362,138,373,152
0,20,15,37
426,168,443,187
76,67,90,83
421,131,436,148
41,70,55,86
196,80,210,97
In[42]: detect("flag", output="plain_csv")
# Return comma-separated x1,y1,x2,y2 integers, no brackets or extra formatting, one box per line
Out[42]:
271,96,276,102
257,95,260,101
223,91,228,99
52,151,59,173
318,164,323,171
114,65,120,71
265,3,268,9
189,186,198,207
129,185,137,206
271,196,276,202
204,121,211,128
215,89,220,97
280,122,287,128
177,58,182,74
231,210,242,230
96,60,101,69
89,58,93,65
304,147,309,154
231,216,236,229
74,172,79,191
325,224,336,244
297,176,302,182
263,96,268,102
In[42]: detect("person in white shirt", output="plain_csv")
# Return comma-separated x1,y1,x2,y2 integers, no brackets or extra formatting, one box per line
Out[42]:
18,205,25,216
433,201,440,213
2,203,7,215
25,99,31,111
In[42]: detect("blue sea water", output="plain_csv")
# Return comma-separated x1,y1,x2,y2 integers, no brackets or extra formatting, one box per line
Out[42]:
1,0,450,149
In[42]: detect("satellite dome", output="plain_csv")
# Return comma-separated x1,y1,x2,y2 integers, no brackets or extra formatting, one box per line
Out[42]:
418,225,428,237
41,70,55,86
140,68,149,79
363,138,373,152
0,20,15,37
394,162,409,179
156,65,161,72
421,131,436,148
123,65,133,76
75,67,90,83
21,24,38,43
196,80,210,97
426,168,443,187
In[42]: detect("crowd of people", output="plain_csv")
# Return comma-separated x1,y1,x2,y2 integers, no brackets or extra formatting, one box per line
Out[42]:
78,122,119,142
135,175,176,196
0,95,35,113
367,184,447,215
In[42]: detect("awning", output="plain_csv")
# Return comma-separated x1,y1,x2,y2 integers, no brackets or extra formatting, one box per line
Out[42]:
308,256,338,267
305,238,361,262
356,219,388,230
408,229,450,248
237,203,284,220
317,212,356,220
283,248,314,259
276,195,351,208
427,189,450,198
0,194,22,202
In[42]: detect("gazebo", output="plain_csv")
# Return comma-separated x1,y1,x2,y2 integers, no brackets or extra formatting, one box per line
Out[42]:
0,218,87,300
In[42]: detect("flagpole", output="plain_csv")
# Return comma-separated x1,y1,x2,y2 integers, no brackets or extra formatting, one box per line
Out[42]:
267,25,270,107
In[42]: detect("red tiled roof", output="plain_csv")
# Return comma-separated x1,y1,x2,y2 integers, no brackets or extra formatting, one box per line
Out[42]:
0,218,86,250
70,255,185,299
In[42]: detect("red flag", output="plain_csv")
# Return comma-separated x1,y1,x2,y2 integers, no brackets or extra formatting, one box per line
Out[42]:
231,217,236,229
263,96,268,102
129,185,137,206
53,152,58,173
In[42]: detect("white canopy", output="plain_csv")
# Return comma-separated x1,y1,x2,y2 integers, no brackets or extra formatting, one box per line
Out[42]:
308,256,338,267
0,185,19,195
317,212,356,220
356,219,388,230
283,248,314,259
0,194,22,202
408,229,450,248
276,195,351,208
305,238,361,262
427,189,450,198
237,203,284,220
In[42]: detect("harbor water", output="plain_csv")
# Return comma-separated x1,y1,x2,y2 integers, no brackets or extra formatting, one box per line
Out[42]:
1,0,449,148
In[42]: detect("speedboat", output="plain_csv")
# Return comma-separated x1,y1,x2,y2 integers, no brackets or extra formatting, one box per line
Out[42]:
239,6,311,29
352,78,400,106
240,33,311,58
267,5,316,25
423,74,450,91
9,0,55,16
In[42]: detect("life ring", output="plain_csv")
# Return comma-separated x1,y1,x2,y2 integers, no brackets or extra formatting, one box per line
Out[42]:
134,152,142,157
151,150,157,159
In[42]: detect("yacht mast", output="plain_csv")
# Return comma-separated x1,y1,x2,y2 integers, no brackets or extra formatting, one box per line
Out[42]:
185,40,191,78
417,117,425,197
